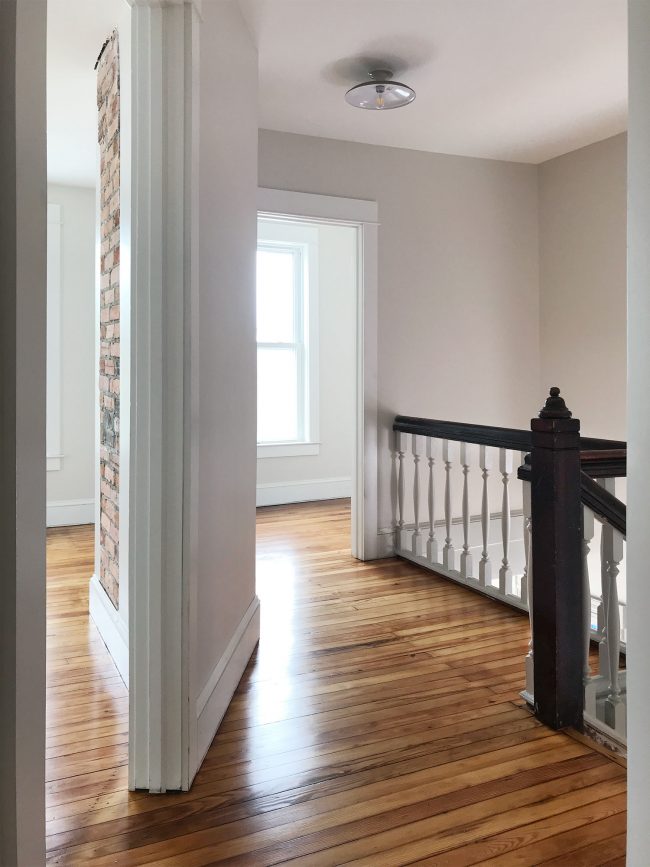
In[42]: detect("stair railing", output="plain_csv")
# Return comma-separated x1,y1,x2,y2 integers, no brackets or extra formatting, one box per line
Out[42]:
393,388,627,748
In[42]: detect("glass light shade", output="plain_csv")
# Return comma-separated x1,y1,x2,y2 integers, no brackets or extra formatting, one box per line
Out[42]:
345,74,416,110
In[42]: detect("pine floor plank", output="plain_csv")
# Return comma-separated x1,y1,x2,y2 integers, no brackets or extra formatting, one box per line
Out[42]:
46,501,627,865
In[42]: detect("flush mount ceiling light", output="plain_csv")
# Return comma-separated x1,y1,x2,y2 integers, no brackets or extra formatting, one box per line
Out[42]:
345,69,416,111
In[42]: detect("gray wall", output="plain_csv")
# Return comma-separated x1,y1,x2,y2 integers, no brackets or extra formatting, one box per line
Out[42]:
259,130,541,529
539,133,627,439
0,0,47,863
197,1,259,695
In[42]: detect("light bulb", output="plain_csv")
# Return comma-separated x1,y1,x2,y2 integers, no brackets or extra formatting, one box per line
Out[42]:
375,84,385,109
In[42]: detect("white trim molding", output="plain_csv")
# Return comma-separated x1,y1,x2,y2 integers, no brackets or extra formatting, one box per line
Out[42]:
257,476,352,507
257,189,379,560
258,188,378,226
195,596,260,767
89,574,129,685
257,441,320,459
47,203,63,474
128,0,203,16
46,498,95,527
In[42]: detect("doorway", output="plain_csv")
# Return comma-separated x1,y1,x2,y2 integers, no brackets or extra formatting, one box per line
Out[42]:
256,216,357,511
45,0,132,841
257,189,379,560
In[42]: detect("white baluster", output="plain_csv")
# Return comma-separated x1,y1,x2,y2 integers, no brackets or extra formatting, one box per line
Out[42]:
426,438,439,564
597,525,611,685
442,439,457,571
498,449,513,596
395,431,407,552
411,434,424,556
460,442,475,579
478,445,492,588
604,527,625,733
522,478,534,703
520,462,531,605
597,479,616,682
582,506,595,683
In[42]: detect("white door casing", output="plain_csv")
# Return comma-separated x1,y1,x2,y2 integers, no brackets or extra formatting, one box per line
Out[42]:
128,0,201,792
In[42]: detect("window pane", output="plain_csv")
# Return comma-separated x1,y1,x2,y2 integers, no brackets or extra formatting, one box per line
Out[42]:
256,248,296,343
257,347,298,442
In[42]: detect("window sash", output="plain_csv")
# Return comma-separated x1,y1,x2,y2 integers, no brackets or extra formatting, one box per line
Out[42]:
256,242,309,445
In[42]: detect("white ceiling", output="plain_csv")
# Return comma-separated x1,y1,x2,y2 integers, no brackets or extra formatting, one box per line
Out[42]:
47,0,124,188
47,0,628,188
239,0,628,164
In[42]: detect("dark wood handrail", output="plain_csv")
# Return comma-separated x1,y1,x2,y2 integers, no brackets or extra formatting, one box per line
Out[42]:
393,416,532,450
580,471,626,536
580,437,627,451
580,449,627,479
518,463,627,533
394,415,627,459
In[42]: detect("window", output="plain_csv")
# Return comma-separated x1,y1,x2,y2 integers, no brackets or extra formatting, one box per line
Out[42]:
256,221,318,457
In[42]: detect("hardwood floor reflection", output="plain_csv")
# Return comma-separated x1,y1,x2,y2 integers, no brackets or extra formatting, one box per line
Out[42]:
46,500,626,865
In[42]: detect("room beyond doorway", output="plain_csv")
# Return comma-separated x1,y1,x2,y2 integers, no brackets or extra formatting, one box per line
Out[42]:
256,215,357,514
256,188,379,561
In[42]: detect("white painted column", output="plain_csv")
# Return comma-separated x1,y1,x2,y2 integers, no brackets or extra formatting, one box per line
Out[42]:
128,0,201,793
627,3,650,861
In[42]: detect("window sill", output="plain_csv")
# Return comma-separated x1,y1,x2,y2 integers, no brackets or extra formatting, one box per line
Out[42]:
257,442,320,459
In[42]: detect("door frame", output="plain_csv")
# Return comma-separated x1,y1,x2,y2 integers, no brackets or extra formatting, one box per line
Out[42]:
128,0,200,792
257,188,379,560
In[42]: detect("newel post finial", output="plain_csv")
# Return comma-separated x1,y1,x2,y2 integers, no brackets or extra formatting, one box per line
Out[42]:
538,386,572,419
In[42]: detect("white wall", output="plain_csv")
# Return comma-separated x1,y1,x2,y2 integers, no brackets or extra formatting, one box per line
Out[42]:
539,134,627,440
256,219,356,505
259,130,541,531
626,2,650,863
46,184,96,527
193,0,260,767
0,0,47,863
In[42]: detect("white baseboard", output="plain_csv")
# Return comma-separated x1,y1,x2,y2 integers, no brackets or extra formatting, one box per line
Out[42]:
194,596,260,771
47,498,95,528
256,476,351,507
89,573,129,686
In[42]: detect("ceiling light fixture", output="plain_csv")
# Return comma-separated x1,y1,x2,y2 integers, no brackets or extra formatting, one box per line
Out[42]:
345,69,416,111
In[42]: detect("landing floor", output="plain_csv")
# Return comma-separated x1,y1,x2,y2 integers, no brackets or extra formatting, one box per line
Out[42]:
46,501,626,865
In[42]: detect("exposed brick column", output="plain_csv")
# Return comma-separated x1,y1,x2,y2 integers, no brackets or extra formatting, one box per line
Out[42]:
97,32,121,608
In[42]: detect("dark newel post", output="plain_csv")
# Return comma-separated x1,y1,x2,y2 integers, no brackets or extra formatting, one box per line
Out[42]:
531,387,584,730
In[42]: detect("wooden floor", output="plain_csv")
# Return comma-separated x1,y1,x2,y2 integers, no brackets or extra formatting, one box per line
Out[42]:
46,500,627,866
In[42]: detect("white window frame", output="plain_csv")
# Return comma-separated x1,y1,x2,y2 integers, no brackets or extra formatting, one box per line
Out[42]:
256,220,320,459
47,203,63,472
